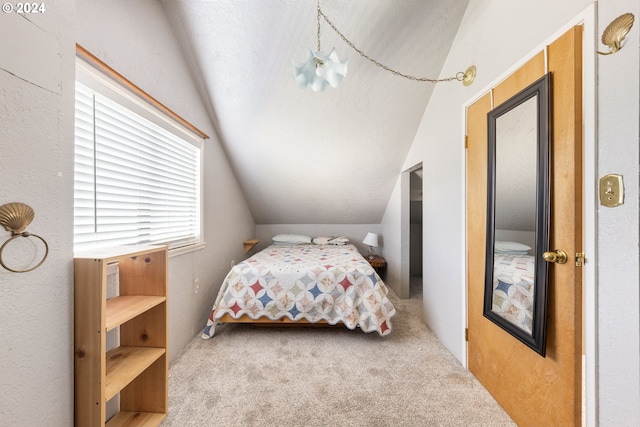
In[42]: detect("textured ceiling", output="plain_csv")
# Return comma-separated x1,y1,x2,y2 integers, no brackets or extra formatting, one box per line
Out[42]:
160,0,469,224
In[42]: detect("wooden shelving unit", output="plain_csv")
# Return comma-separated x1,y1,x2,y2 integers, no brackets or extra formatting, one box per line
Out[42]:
74,245,168,427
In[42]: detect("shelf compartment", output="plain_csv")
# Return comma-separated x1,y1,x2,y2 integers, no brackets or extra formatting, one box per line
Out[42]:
105,346,165,401
106,295,166,331
106,411,166,427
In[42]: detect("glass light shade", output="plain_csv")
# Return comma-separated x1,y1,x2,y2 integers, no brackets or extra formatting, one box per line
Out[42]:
293,47,348,92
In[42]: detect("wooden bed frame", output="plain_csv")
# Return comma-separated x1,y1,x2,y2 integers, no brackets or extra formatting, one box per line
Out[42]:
218,313,335,328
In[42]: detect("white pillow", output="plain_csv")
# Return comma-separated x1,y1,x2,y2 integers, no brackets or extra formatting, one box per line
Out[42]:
494,241,531,253
312,236,332,245
496,250,530,256
327,236,349,245
272,234,312,244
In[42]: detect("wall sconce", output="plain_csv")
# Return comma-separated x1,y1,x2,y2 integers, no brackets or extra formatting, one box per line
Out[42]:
362,232,379,259
598,12,635,55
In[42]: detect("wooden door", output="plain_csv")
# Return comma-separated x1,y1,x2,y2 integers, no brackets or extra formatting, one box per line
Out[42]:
466,26,582,427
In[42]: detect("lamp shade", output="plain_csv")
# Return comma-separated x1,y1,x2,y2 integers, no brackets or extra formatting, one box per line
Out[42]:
293,48,348,92
362,232,379,248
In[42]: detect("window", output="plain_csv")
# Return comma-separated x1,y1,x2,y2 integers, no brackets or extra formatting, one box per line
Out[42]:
74,56,204,252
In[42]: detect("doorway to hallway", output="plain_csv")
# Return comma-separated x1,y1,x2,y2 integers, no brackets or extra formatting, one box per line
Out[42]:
401,163,423,300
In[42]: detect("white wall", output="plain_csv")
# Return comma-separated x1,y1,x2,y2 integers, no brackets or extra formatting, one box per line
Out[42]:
75,0,255,360
0,1,76,425
383,0,592,361
383,0,640,425
596,1,640,425
0,1,255,425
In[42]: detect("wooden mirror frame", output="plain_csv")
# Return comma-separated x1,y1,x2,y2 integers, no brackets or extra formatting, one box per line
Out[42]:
483,73,551,357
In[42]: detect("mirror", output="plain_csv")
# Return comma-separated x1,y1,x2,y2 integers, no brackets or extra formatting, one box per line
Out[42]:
483,73,551,356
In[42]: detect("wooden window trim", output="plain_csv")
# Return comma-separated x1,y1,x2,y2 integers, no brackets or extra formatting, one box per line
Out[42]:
76,43,209,140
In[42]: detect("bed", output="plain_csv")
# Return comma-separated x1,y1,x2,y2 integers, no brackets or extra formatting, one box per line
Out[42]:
491,252,535,334
202,237,396,338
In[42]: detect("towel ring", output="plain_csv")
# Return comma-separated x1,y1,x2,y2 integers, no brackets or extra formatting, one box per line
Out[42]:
0,202,49,273
0,231,49,273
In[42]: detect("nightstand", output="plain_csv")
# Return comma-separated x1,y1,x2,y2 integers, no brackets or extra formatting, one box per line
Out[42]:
366,255,387,278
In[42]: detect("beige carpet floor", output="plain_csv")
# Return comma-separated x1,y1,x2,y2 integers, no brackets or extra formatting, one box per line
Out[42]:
161,281,515,427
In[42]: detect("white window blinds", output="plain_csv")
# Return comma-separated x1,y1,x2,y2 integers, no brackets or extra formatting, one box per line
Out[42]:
74,81,202,251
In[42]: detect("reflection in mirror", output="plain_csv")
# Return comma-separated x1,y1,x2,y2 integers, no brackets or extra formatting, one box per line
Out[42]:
493,96,537,333
483,73,551,357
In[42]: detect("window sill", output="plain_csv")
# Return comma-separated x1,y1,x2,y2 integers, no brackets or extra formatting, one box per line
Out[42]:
169,241,206,258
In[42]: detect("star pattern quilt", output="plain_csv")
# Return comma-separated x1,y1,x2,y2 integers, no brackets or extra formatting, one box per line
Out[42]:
491,253,535,333
202,243,396,337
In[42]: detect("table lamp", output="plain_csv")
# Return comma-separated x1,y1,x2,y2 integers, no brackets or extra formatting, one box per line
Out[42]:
362,232,379,259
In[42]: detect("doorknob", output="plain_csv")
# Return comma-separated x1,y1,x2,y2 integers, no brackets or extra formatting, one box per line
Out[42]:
543,249,568,264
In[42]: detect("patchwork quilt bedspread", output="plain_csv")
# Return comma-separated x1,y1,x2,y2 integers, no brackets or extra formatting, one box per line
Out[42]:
491,253,535,334
202,243,396,337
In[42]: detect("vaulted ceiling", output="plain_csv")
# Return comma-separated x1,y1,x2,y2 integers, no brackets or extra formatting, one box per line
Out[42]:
160,0,469,224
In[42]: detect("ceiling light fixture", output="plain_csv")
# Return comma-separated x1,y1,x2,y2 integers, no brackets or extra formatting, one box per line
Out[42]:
293,1,348,92
293,1,476,92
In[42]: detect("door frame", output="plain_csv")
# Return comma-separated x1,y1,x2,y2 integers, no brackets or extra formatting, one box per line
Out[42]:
400,161,423,299
460,4,597,425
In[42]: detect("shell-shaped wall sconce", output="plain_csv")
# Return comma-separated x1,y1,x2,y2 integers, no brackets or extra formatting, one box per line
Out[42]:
598,13,635,55
0,202,35,234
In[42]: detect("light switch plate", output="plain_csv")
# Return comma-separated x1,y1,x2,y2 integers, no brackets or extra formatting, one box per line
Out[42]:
599,174,624,207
